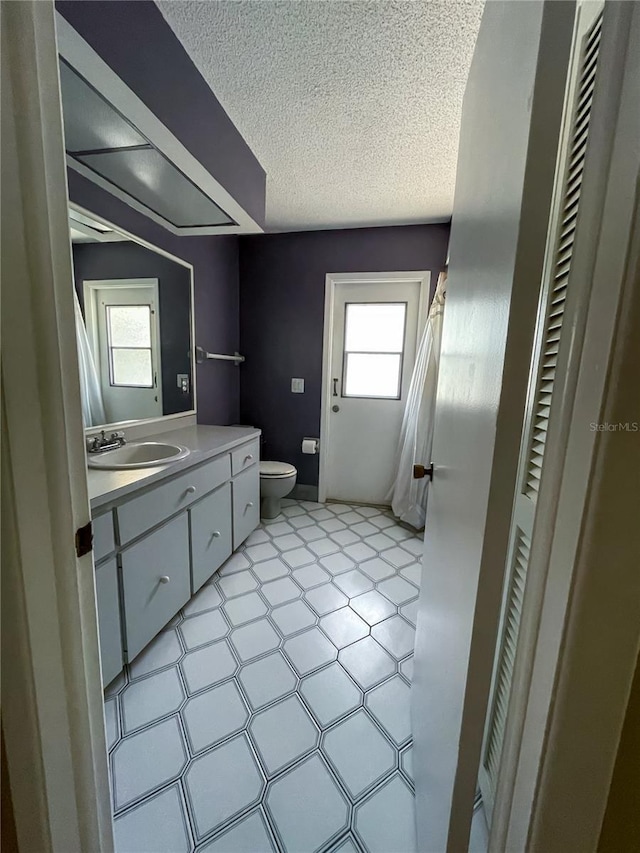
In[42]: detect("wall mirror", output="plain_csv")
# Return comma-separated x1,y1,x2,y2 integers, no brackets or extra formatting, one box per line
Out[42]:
70,205,196,430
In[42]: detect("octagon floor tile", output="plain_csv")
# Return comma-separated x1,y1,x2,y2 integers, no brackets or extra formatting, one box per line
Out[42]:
323,709,395,799
237,651,297,710
184,734,264,841
183,681,248,753
112,717,187,811
354,774,416,853
266,754,349,852
249,695,318,776
180,640,236,694
113,784,191,853
300,662,361,728
284,628,337,676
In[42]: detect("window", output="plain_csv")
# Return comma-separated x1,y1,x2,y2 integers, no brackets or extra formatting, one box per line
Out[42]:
342,302,406,399
105,304,154,387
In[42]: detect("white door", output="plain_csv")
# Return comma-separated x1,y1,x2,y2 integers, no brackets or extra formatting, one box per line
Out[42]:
322,273,426,505
84,279,163,424
409,1,579,850
478,0,604,826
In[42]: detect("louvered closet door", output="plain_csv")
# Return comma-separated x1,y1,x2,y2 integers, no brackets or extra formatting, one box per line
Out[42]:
478,2,604,821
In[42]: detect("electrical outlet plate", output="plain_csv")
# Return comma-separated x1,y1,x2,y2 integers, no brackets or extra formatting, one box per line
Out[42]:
291,378,305,393
177,373,189,392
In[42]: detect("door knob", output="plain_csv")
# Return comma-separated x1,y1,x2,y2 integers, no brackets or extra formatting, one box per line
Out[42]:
413,463,434,481
211,530,221,539
332,405,340,413
185,485,197,495
159,575,171,584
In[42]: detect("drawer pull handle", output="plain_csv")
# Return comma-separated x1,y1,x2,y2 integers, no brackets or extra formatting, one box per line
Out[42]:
185,486,197,496
244,454,254,463
211,531,221,539
159,575,171,584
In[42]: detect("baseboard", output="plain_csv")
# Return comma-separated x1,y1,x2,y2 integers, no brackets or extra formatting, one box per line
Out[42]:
291,484,318,502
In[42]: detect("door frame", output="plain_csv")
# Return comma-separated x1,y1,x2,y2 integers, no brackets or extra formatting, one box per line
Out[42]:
318,271,430,504
2,1,113,850
493,3,640,848
83,278,163,420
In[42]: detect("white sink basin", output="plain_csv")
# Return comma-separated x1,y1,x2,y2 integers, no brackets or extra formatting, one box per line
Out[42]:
88,441,190,470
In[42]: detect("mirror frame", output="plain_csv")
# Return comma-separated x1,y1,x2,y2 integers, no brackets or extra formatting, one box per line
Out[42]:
69,201,197,434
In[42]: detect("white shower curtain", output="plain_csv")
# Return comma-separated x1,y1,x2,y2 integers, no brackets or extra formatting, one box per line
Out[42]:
387,270,447,529
74,289,106,427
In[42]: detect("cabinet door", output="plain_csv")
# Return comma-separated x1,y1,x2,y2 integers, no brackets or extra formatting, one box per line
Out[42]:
190,482,232,592
232,464,260,549
94,557,123,687
121,514,190,661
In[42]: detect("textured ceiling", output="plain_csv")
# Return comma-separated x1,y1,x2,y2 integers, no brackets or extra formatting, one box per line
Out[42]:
158,1,484,232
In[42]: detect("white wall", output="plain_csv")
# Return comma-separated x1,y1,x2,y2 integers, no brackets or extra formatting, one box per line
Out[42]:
411,1,576,849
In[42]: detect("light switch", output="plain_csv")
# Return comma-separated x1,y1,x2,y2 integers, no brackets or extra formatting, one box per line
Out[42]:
177,374,189,393
291,378,305,393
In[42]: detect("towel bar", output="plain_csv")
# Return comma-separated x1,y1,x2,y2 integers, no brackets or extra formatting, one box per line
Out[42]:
195,346,245,364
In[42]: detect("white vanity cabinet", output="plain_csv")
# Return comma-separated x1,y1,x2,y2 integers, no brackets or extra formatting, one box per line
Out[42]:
92,437,259,685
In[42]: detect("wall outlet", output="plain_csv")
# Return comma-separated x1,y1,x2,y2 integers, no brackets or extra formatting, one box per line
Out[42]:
291,378,305,393
177,374,189,393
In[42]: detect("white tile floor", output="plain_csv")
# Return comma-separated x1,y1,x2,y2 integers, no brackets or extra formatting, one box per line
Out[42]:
105,499,423,853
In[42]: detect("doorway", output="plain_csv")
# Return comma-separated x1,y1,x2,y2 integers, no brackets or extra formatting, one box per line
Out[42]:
320,272,429,505
83,278,163,423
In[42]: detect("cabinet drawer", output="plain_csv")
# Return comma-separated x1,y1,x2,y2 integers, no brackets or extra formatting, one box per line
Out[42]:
190,483,232,593
231,439,259,476
93,511,115,562
117,454,231,545
121,514,190,661
232,464,260,548
95,558,123,687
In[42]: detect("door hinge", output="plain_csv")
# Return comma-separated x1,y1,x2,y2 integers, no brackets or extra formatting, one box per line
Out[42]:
75,521,93,557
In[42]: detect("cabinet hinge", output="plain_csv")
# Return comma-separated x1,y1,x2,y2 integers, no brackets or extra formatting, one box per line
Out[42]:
75,521,93,557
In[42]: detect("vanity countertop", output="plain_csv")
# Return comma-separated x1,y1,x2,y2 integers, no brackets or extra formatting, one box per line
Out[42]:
88,424,260,511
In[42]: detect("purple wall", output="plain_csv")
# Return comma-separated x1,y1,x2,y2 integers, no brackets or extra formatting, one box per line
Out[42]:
56,0,266,228
68,171,240,425
238,225,450,486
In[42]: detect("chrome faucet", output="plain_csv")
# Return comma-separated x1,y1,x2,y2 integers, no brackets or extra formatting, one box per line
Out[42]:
87,430,127,454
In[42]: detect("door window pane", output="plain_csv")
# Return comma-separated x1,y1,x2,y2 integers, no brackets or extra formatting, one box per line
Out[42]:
344,303,406,352
342,302,406,399
111,349,153,387
344,353,402,398
105,303,154,387
107,305,151,347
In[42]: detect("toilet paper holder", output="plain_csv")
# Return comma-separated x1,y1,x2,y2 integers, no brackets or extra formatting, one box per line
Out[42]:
302,437,320,454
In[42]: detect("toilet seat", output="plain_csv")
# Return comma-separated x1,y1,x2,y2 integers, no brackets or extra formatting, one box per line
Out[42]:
260,461,296,479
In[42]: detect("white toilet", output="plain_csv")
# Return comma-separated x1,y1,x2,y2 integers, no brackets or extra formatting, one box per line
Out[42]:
259,461,297,519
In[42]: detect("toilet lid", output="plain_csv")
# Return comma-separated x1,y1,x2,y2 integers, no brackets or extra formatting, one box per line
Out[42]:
260,461,296,478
